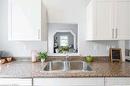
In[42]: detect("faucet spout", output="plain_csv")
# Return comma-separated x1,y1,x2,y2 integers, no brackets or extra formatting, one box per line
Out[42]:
65,55,69,61
64,55,70,71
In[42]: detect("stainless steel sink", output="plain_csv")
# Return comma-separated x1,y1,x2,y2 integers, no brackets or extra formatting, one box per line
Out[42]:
43,61,92,71
44,61,65,71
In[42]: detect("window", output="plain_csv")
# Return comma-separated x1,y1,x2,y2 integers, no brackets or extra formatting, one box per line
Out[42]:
60,36,68,46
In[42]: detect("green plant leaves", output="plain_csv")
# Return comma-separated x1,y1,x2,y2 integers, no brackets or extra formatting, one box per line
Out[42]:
38,51,48,60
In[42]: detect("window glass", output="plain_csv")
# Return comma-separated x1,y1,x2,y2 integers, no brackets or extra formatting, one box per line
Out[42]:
60,36,68,46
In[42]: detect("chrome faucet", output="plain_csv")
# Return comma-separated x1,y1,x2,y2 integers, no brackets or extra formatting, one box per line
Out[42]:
65,55,69,62
64,55,70,71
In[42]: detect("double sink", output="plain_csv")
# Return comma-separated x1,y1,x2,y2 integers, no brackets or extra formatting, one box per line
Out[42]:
43,61,92,71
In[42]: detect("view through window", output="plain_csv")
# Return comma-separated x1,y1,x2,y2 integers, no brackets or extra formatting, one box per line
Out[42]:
60,36,68,46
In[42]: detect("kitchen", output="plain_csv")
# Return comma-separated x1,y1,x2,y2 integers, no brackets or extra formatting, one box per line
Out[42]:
0,0,130,86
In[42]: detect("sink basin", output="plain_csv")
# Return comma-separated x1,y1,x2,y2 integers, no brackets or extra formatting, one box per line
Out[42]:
69,61,92,71
43,61,92,71
44,61,65,71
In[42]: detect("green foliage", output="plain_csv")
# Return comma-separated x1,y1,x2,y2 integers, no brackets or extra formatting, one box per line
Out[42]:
58,46,69,53
38,51,48,60
85,55,94,63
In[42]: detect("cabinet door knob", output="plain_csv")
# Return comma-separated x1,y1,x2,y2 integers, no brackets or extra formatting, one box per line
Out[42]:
112,28,114,39
116,28,118,38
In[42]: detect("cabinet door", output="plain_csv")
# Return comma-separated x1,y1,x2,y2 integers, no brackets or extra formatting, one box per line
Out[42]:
96,1,114,40
86,0,97,40
8,0,41,41
105,77,130,86
115,1,130,40
34,78,104,86
0,78,32,86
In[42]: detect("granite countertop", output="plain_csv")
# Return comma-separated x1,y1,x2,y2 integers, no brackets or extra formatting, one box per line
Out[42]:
0,60,130,78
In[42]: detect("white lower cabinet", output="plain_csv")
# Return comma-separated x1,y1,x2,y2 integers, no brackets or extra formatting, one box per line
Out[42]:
105,77,130,86
33,78,104,86
0,77,130,86
0,78,32,86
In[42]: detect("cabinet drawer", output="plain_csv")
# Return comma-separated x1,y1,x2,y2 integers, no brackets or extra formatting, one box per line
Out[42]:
105,77,130,86
34,78,104,86
0,78,32,86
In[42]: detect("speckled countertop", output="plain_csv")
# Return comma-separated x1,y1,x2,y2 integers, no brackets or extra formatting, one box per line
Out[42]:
33,62,130,78
0,60,130,78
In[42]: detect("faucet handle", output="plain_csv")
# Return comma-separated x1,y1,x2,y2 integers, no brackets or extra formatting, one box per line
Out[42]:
66,55,69,58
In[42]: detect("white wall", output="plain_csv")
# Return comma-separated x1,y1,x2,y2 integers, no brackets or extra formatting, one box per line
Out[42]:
44,0,119,56
0,0,47,57
0,0,120,57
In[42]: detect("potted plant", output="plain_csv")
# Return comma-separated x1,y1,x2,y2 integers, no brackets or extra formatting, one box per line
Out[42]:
85,55,94,63
58,46,69,53
38,51,48,63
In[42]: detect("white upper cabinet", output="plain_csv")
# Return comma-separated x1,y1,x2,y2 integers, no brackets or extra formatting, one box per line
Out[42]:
8,0,47,41
115,0,130,40
96,1,114,40
86,0,130,40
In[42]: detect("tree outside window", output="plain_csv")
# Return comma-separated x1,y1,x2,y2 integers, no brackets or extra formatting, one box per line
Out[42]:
60,36,68,46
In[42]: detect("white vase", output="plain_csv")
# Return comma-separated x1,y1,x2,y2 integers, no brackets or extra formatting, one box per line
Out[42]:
41,59,45,63
31,50,38,63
